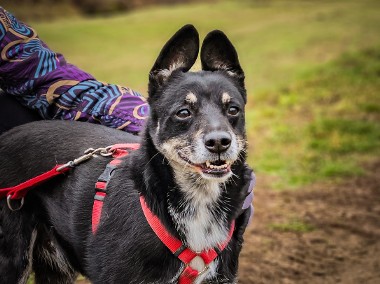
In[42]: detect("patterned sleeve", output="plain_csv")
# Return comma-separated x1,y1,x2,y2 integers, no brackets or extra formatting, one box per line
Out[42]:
0,7,149,134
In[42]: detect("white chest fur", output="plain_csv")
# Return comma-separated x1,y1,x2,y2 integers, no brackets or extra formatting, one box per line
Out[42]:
168,176,230,281
169,177,229,251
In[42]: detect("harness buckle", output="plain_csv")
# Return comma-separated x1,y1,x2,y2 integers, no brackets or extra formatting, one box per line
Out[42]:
181,263,209,283
7,195,24,211
197,265,210,277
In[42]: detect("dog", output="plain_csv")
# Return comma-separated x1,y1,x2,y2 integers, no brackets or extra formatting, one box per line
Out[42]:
0,25,250,283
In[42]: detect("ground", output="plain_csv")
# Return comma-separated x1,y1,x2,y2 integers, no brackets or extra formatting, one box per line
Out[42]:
238,161,380,284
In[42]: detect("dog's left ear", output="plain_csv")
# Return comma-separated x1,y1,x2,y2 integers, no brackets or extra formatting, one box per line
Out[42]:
149,24,199,92
201,30,245,90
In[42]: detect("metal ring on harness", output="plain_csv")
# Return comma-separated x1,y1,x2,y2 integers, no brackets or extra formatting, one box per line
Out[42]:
7,195,25,211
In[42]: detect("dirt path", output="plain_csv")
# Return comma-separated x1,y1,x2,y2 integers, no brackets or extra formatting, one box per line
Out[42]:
238,161,380,284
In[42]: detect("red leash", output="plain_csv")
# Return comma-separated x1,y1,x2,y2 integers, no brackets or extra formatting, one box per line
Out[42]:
0,144,139,215
0,146,112,204
0,165,70,201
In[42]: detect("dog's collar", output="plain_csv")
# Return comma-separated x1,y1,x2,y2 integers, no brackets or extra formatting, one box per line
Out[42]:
139,195,235,284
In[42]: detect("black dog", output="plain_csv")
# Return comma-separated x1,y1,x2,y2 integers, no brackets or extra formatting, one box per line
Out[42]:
0,25,250,283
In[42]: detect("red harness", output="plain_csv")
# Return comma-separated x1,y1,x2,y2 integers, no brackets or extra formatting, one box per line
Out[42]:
140,196,235,284
0,143,235,283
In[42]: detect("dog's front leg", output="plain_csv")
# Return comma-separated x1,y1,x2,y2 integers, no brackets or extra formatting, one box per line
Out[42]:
0,202,37,284
32,224,77,284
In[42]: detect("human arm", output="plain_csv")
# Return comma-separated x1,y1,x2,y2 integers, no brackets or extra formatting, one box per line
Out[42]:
0,7,148,134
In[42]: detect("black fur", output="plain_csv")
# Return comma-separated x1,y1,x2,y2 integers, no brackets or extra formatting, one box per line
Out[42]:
0,25,250,283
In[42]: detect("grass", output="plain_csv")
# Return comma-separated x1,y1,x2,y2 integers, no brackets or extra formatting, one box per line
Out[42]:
28,0,380,94
269,219,315,233
6,0,380,192
251,47,380,188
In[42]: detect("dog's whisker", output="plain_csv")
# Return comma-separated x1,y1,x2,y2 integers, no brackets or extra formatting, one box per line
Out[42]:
145,152,161,167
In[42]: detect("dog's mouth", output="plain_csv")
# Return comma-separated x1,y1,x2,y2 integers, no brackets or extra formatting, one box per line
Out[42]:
178,153,232,178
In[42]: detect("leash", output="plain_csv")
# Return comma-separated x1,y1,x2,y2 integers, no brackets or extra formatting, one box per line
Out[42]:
0,144,139,212
0,165,70,211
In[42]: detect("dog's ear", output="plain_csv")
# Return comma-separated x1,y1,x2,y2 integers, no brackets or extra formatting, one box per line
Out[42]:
201,30,245,87
149,24,199,90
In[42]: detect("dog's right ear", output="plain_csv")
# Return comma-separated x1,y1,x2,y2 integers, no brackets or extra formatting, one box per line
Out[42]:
149,25,199,93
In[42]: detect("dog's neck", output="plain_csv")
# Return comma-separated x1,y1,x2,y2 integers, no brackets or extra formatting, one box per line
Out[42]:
167,170,230,252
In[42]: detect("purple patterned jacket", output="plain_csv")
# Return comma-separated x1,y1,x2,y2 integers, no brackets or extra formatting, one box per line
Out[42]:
0,7,149,134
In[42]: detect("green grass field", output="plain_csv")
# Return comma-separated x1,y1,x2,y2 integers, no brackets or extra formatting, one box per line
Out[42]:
21,0,380,189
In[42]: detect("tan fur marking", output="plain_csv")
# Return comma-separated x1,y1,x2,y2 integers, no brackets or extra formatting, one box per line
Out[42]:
222,92,231,104
185,92,197,104
158,61,184,79
18,228,37,284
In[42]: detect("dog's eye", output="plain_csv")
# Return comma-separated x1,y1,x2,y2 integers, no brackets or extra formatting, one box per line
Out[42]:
228,106,240,116
176,108,191,119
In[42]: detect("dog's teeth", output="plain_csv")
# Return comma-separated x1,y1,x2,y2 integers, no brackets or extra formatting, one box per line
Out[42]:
204,160,230,170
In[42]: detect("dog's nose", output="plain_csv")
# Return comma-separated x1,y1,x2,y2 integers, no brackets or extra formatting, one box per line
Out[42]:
204,131,232,153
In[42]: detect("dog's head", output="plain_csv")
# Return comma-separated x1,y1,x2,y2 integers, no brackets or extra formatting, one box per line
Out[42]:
147,25,247,184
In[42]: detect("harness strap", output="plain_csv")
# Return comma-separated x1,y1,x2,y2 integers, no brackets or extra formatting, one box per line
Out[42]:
92,156,126,233
139,196,235,283
92,143,140,234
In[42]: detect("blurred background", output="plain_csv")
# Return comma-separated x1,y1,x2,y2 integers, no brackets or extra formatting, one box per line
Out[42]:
4,0,379,283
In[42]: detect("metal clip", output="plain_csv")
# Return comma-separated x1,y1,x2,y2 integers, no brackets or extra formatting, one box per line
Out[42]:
56,146,114,172
7,195,24,211
84,146,114,157
197,265,210,277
